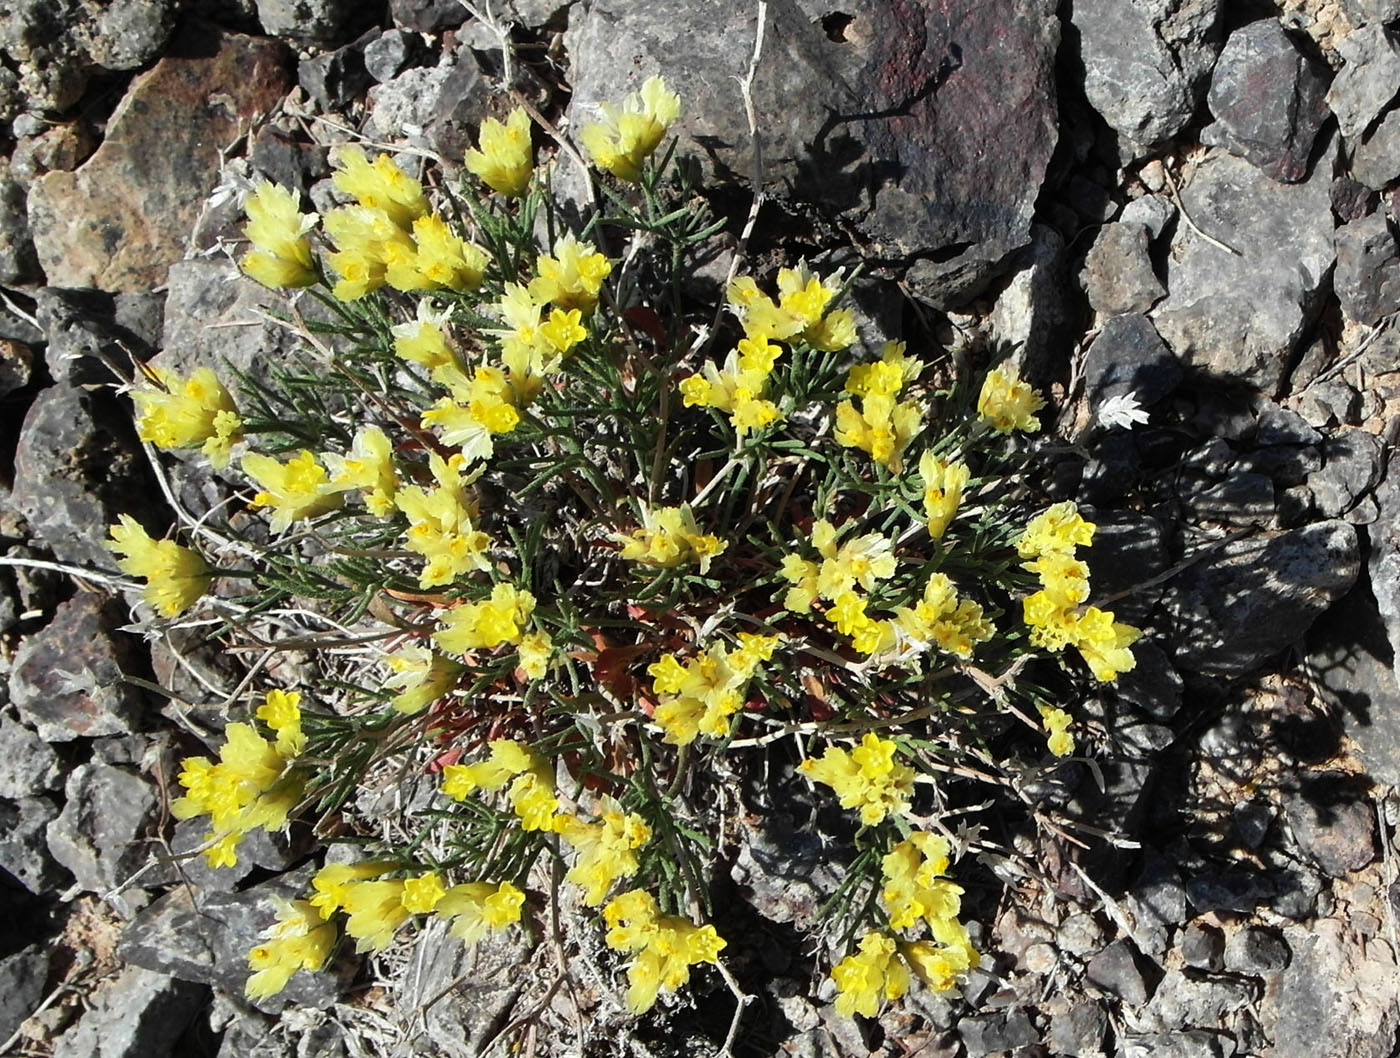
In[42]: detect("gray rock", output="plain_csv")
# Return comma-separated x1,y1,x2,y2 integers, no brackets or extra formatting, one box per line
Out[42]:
1049,1001,1107,1057
1145,967,1253,1029
389,0,471,32
1127,854,1189,959
1186,870,1279,913
1086,939,1150,1004
0,338,36,398
1260,922,1400,1058
1333,212,1400,326
1112,641,1184,721
1164,520,1360,677
297,30,373,112
1151,141,1336,391
46,763,161,899
1226,926,1290,975
1256,401,1323,446
1072,0,1224,157
958,1008,1037,1056
730,809,844,933
163,818,309,893
0,712,62,798
1332,174,1382,222
0,944,49,1043
1310,428,1383,518
567,0,1060,308
1351,108,1400,190
364,29,418,82
1080,307,1181,405
0,794,68,892
428,49,497,162
1121,1030,1228,1058
1201,18,1331,182
1181,472,1276,526
1232,801,1274,848
1284,786,1376,876
1084,511,1170,627
1371,449,1400,668
1057,912,1105,957
0,159,38,284
52,966,205,1058
35,287,165,385
1342,0,1400,24
1082,222,1165,315
255,0,363,48
1326,24,1400,140
1181,920,1225,970
119,867,343,1013
10,593,145,742
1120,193,1177,238
988,224,1069,380
367,63,455,142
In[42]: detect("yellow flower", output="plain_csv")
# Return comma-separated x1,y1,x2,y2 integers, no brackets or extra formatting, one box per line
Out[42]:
1039,705,1075,757
242,450,341,533
834,344,925,470
308,860,395,919
440,739,559,830
323,425,398,515
603,888,726,1014
400,872,448,914
401,213,488,292
831,932,910,1017
340,878,410,952
383,645,461,714
465,107,535,197
919,452,970,541
436,880,526,944
579,75,681,183
977,363,1044,434
330,146,428,230
528,234,612,314
881,832,962,931
435,583,537,654
132,366,243,468
245,899,337,1000
892,573,993,661
1017,501,1095,559
1067,607,1141,682
799,733,914,826
423,364,521,464
678,346,782,437
392,317,458,374
106,515,210,618
612,504,726,573
395,453,493,588
517,631,553,680
557,799,651,905
775,264,857,350
241,182,318,289
647,633,779,745
899,929,976,993
255,688,306,759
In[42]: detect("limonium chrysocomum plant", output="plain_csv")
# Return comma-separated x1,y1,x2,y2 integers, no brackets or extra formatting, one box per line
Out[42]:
103,74,1142,1033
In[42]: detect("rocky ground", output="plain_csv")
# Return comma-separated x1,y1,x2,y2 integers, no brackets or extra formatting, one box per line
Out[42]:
1,0,1400,1056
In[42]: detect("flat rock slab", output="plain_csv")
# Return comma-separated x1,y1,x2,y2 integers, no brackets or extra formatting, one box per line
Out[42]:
566,0,1059,307
1151,142,1336,391
27,26,291,292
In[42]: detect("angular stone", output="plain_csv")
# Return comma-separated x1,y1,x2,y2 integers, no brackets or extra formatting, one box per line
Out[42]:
1342,0,1400,24
958,1008,1038,1056
1351,108,1400,190
1326,24,1400,140
364,29,418,83
1072,0,1224,157
1165,520,1360,677
1284,785,1376,876
35,287,165,386
1181,921,1225,970
1226,926,1291,975
0,159,38,285
119,868,344,1013
730,807,845,933
255,0,367,48
0,338,33,398
297,30,374,112
1334,212,1400,327
1332,174,1381,222
0,712,63,799
1082,222,1165,315
389,0,471,32
10,593,145,742
1202,18,1331,182
367,63,455,142
1084,313,1182,410
988,224,1069,379
46,763,161,900
52,966,205,1058
1151,141,1336,391
0,944,49,1043
394,925,529,1057
26,27,292,293
1122,1031,1227,1058
1086,938,1150,1004
1368,448,1400,668
566,0,1059,308
1310,428,1383,518
0,795,68,893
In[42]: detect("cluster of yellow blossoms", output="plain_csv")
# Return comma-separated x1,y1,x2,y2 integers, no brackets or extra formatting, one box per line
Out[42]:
172,690,306,868
646,632,781,745
106,515,210,618
799,732,914,826
613,503,727,573
603,889,726,1014
835,341,925,471
681,265,857,437
131,366,243,468
578,75,683,183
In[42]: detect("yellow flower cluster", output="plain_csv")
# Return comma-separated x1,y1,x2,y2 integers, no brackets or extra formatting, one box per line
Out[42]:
442,739,561,833
465,107,534,197
919,450,971,541
890,573,994,662
977,363,1044,434
680,266,857,437
172,689,306,867
557,798,652,905
831,929,975,1018
241,450,343,533
383,644,461,715
323,425,399,516
646,632,781,745
1017,502,1141,683
835,341,925,471
603,889,726,1013
580,75,682,183
323,148,486,301
245,899,337,1000
1039,705,1075,758
799,732,914,826
132,366,243,468
779,518,906,655
242,182,318,289
529,234,613,315
613,504,726,573
435,583,541,653
436,879,526,944
396,453,494,588
106,515,210,618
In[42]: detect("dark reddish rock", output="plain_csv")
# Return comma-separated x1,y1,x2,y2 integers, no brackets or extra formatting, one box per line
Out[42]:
1202,18,1331,183
9,593,146,742
566,0,1060,307
26,26,292,292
